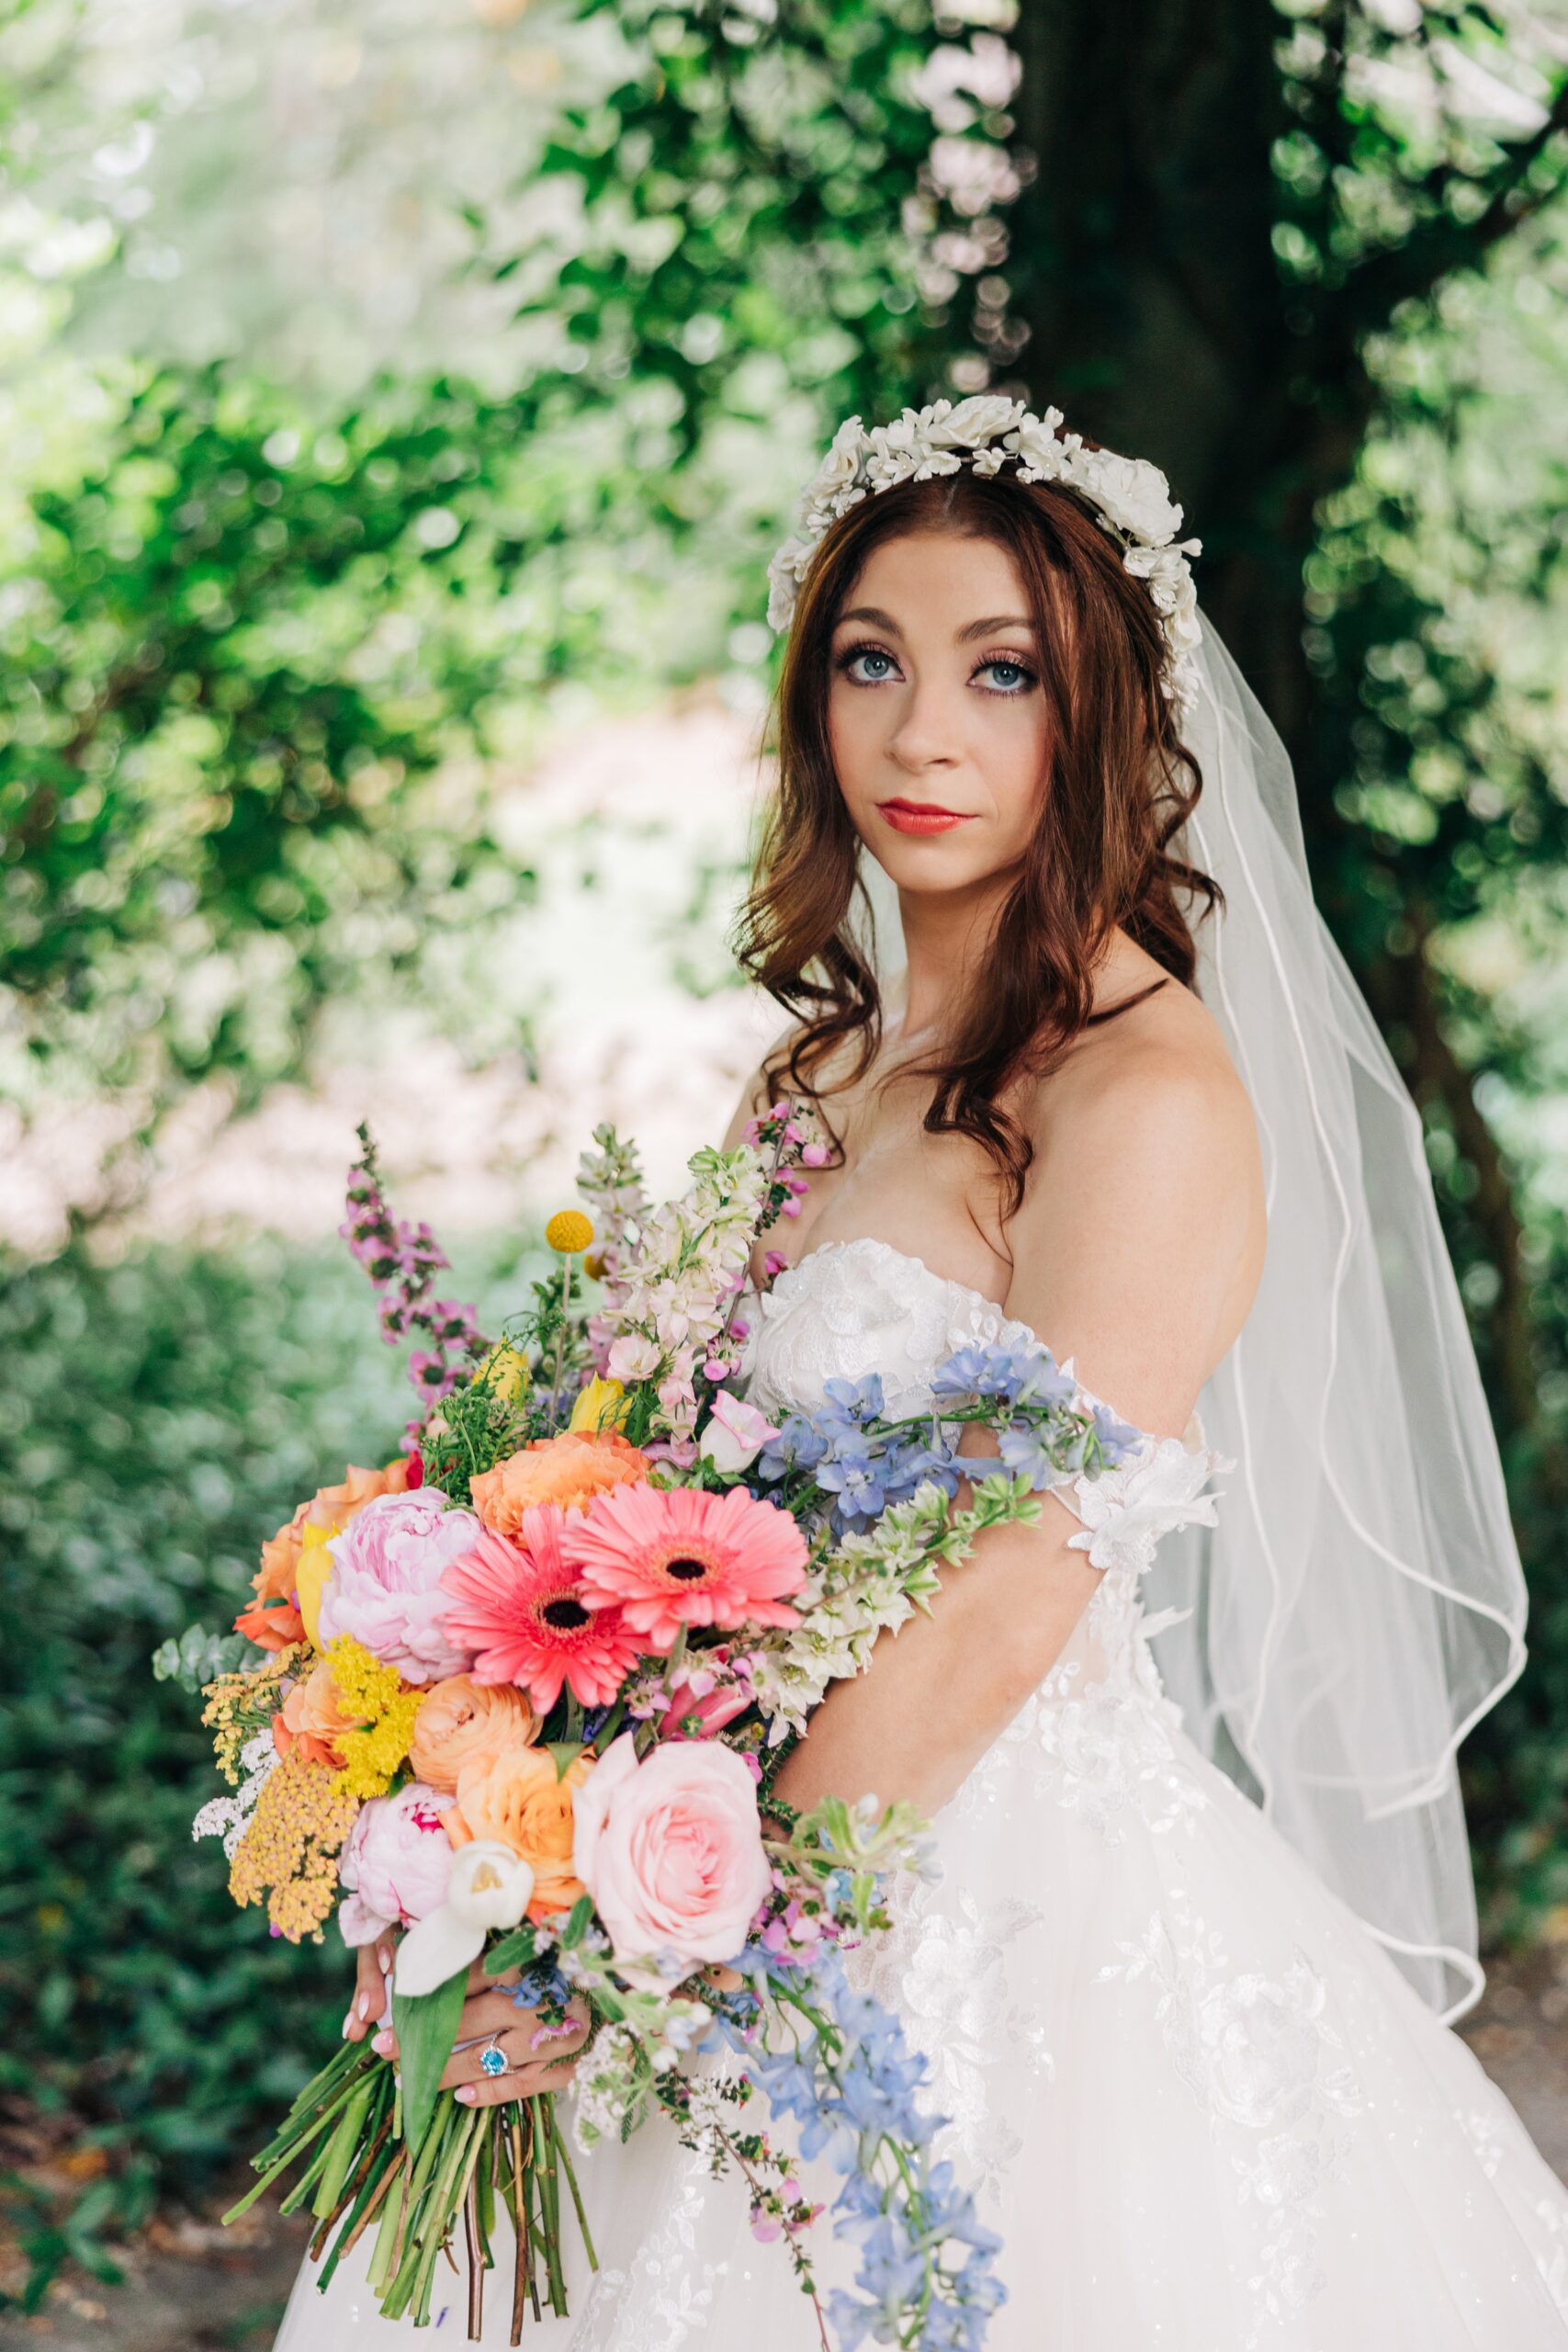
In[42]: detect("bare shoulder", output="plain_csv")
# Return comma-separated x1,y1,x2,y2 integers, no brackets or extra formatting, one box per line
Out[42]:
1001,977,1267,1434
1030,977,1260,1214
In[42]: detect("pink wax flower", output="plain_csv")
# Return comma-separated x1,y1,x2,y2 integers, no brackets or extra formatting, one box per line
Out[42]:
440,1506,643,1712
337,1782,456,1946
317,1489,480,1684
564,1482,807,1652
801,1141,831,1167
571,1734,772,1969
763,1251,789,1281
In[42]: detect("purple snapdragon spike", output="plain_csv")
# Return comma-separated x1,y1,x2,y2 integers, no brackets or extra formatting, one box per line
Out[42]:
342,1124,487,1431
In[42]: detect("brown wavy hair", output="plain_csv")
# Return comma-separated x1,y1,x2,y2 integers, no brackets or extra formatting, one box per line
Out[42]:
733,464,1224,1220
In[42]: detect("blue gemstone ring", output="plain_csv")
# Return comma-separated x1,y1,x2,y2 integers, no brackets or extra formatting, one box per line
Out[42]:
478,2033,511,2079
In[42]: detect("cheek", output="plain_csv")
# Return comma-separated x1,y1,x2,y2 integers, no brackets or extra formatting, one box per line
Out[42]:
985,706,1049,836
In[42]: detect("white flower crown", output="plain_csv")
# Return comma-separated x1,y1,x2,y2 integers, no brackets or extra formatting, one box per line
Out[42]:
765,395,1204,722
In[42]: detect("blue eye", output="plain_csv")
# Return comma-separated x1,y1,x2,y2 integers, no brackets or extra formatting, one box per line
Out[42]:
976,656,1034,694
840,644,897,684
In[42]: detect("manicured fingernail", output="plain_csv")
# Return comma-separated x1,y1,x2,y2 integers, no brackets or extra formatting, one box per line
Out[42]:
372,2030,394,2056
356,1990,372,2019
455,2086,476,2105
378,1947,394,1973
342,2010,354,2039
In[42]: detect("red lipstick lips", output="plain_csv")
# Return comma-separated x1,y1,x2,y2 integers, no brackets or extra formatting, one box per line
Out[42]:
875,798,974,836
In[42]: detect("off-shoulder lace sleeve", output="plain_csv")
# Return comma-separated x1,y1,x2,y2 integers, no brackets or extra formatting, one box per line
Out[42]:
1044,1354,1235,1580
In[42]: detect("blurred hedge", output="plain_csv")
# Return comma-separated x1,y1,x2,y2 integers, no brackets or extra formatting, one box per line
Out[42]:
0,1227,529,2293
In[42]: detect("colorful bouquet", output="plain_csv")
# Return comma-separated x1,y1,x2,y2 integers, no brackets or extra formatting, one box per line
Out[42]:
157,1108,1138,2346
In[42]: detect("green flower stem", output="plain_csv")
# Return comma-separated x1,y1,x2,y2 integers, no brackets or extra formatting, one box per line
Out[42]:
365,2154,410,2297
531,2095,569,2315
311,2074,378,2220
243,2046,375,2181
313,2125,401,2292
551,2105,598,2272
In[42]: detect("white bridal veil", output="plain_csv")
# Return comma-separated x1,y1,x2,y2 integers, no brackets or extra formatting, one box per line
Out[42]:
1146,624,1529,2024
859,615,1529,2026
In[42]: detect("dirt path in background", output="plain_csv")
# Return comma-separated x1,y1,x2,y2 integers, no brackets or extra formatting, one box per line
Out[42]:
6,1947,1568,2351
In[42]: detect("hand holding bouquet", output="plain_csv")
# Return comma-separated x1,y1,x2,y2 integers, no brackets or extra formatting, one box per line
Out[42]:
159,1107,1138,2345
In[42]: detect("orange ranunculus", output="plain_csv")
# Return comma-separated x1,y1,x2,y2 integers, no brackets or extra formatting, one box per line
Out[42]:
446,1747,595,1919
272,1659,361,1770
246,1458,414,1610
408,1675,537,1795
469,1430,649,1535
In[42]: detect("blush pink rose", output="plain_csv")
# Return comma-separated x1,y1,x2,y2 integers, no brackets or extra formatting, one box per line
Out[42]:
316,1489,480,1683
571,1734,771,1969
338,1781,456,1947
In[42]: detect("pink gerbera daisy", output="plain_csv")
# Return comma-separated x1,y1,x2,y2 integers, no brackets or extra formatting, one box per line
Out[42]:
439,1503,643,1713
562,1483,807,1653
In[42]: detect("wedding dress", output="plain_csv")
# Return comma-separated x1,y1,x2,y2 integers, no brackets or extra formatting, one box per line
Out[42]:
276,1231,1568,2350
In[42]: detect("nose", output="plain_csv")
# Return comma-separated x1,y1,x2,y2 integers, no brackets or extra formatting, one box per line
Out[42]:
886,673,963,773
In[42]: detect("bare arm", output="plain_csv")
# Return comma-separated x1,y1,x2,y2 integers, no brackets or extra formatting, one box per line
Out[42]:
768,1054,1263,1823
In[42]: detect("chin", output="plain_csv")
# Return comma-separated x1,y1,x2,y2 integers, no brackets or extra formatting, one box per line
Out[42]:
861,832,1013,898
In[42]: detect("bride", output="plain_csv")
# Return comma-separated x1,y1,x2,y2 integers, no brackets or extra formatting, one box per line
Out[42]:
276,399,1568,2346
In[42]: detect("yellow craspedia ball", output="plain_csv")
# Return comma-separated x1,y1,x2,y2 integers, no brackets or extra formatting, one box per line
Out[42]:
545,1209,594,1255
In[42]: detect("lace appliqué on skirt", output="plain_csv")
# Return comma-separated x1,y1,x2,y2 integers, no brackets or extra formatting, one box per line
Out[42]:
568,2165,729,2349
1096,1883,1365,2346
846,1880,1054,2204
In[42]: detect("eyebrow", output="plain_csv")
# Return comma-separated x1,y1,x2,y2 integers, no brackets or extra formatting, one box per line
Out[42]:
834,605,1037,644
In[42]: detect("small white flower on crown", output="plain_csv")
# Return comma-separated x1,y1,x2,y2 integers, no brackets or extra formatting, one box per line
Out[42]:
765,395,1203,722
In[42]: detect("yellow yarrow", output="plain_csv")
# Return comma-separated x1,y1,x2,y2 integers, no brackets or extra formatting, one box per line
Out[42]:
545,1209,594,1255
202,1646,300,1785
229,1749,359,1942
323,1634,425,1801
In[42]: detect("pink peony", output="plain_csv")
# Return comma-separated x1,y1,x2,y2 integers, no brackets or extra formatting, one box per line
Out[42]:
440,1505,644,1712
337,1782,456,1947
571,1734,771,1968
563,1482,807,1653
316,1489,481,1683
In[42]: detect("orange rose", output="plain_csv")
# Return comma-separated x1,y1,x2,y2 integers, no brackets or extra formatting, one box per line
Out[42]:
470,1430,649,1535
272,1660,360,1769
243,1458,413,1617
446,1747,595,1919
408,1675,537,1795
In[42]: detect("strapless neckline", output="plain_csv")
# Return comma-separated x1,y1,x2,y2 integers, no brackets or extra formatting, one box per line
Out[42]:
761,1232,1206,1453
772,1234,1012,1328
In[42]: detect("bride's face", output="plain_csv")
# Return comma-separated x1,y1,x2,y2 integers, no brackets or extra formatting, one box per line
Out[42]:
827,528,1049,896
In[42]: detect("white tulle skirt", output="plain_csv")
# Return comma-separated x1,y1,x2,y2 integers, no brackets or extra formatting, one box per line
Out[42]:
276,1630,1568,2350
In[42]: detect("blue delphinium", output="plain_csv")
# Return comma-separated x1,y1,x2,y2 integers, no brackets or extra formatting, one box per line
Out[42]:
740,1942,1008,2350
506,1957,575,2012
758,1411,831,1483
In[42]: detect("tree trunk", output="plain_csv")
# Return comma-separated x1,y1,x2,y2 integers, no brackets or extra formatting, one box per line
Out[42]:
1004,0,1362,809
